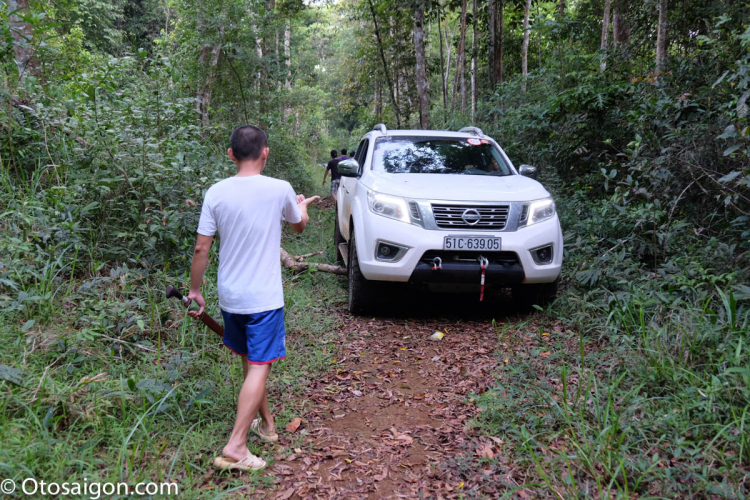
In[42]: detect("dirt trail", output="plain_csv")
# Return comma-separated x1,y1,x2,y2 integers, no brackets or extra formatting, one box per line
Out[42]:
269,311,512,499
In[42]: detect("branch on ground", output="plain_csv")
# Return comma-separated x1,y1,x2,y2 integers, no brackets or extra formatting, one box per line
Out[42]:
280,248,346,275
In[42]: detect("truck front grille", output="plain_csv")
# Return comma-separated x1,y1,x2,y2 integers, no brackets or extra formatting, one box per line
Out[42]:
431,204,510,229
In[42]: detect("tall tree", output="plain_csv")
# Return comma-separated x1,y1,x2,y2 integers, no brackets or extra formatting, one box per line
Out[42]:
655,0,668,73
600,0,611,70
488,0,496,86
452,0,467,112
612,0,630,44
436,4,448,113
7,0,39,78
414,1,430,129
368,0,401,127
284,19,292,119
521,0,531,94
492,0,504,85
196,35,222,127
470,0,477,121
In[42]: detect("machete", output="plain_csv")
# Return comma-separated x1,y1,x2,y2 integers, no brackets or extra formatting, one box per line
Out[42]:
165,285,224,336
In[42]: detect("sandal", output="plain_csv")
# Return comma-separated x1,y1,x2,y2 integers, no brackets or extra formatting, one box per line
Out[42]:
251,418,279,443
213,453,266,471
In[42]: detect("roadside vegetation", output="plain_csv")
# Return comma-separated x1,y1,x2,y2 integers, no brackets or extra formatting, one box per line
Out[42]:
1,0,748,498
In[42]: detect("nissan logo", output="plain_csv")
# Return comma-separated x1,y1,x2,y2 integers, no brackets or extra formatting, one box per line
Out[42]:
461,209,481,225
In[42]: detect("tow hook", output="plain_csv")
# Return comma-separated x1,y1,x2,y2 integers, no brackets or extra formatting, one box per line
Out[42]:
431,256,442,271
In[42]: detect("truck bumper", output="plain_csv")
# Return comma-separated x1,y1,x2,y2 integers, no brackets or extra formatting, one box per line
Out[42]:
354,211,563,285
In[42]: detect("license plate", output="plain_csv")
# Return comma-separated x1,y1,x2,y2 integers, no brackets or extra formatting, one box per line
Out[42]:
443,236,501,251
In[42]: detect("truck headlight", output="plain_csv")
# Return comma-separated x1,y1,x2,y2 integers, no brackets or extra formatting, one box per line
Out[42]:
525,197,556,226
367,190,410,223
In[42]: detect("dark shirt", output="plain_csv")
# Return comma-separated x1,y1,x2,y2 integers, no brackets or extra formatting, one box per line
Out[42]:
326,158,341,180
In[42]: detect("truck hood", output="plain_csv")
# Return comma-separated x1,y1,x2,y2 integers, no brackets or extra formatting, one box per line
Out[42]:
363,172,550,202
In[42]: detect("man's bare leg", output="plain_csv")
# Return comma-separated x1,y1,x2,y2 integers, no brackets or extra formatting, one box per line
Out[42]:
223,363,272,461
241,358,275,434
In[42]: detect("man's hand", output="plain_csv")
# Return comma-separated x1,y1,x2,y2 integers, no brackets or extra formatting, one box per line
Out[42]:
186,290,206,318
297,195,321,210
290,195,320,233
321,179,326,187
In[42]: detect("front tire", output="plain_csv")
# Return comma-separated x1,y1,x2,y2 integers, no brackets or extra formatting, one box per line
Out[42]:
333,206,344,264
512,276,560,311
348,229,376,315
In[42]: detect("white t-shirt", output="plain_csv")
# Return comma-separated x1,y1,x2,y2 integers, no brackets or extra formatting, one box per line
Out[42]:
196,175,302,314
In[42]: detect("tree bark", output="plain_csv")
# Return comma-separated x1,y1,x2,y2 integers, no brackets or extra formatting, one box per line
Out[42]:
521,0,531,94
559,0,565,17
655,0,667,73
7,0,39,78
284,19,292,120
600,0,611,70
612,7,630,44
368,0,401,127
452,0,467,112
493,0,504,85
196,41,222,128
414,2,430,129
488,0,496,87
437,4,448,113
471,0,477,121
444,23,454,108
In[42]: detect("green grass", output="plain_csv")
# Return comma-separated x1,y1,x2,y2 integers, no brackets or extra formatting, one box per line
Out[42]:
0,163,346,498
470,211,750,498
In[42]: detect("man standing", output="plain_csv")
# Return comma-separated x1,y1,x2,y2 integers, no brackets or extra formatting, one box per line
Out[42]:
187,125,319,471
322,149,341,201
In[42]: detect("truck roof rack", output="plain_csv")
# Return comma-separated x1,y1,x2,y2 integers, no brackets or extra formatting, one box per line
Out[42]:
373,123,387,134
458,126,484,136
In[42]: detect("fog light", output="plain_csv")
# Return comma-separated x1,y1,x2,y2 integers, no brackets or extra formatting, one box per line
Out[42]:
376,241,408,262
531,245,553,265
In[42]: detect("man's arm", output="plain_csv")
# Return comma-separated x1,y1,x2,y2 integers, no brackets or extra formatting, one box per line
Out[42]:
322,168,329,187
290,195,320,234
186,234,214,318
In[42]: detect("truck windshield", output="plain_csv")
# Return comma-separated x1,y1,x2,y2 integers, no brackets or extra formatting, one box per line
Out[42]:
371,136,512,176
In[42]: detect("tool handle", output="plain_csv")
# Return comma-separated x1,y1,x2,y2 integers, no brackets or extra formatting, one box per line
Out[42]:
165,285,224,337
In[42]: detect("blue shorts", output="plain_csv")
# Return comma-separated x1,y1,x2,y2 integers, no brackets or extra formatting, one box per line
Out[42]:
220,307,286,364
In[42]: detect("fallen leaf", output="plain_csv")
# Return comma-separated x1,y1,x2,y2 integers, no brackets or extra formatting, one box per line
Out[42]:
373,468,388,481
540,351,551,358
477,442,494,460
286,417,302,433
276,487,296,499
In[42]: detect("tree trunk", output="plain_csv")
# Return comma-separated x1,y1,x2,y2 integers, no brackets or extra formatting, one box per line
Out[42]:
437,4,448,112
559,0,565,17
368,0,401,127
284,19,292,120
600,0,611,70
521,0,531,94
493,0,504,84
7,0,39,78
488,0,496,87
414,2,430,129
471,0,477,121
655,0,667,73
612,7,630,44
452,0,467,112
444,23,454,107
197,42,222,127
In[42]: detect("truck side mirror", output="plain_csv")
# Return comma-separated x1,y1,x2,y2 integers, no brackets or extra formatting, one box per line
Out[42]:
518,164,538,180
338,159,360,177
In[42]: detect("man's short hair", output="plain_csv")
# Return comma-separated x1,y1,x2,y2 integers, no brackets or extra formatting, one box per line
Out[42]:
331,150,338,158
230,125,268,161
341,148,347,155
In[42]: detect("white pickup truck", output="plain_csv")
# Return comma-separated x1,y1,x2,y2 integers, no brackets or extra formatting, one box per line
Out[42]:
334,124,563,314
